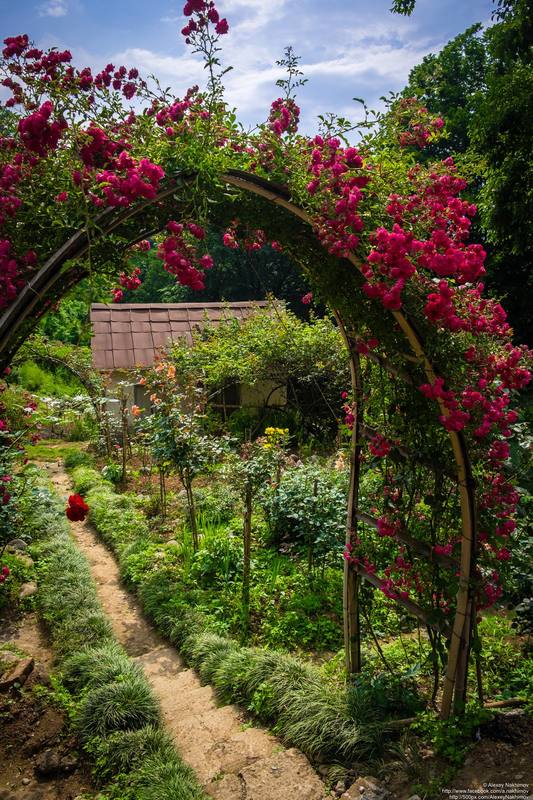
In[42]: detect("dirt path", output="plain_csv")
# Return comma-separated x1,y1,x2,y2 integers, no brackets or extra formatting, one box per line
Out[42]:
43,460,328,800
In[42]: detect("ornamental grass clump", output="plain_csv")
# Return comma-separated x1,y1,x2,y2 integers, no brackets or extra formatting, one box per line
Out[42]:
88,725,175,779
135,755,208,800
70,466,110,495
63,450,95,470
62,642,143,693
187,630,238,683
78,675,160,740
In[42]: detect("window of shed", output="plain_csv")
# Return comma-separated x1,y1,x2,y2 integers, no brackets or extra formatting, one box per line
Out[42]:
211,382,240,408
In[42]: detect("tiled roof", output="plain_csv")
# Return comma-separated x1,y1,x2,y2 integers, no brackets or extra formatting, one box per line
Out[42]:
90,302,269,370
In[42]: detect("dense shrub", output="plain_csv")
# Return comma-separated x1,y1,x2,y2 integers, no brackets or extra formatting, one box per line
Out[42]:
189,527,243,585
63,450,94,470
261,463,347,560
190,482,239,524
347,673,425,722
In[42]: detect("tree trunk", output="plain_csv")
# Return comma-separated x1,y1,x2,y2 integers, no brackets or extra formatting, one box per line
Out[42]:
185,472,199,552
121,396,128,483
242,485,253,639
159,468,166,518
441,448,477,718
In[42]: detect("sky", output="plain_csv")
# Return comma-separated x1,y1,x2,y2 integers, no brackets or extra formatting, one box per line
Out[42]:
1,0,492,133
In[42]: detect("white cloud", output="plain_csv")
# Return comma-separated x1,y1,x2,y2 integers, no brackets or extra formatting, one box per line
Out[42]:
39,0,69,17
87,1,449,136
302,42,432,81
219,0,288,35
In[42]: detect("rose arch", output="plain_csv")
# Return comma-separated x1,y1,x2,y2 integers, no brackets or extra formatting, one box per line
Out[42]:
0,7,530,721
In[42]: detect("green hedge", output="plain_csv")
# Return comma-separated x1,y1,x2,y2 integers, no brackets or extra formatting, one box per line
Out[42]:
25,471,206,800
73,465,385,763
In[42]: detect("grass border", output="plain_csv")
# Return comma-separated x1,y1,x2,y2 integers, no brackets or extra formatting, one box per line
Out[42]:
25,467,207,800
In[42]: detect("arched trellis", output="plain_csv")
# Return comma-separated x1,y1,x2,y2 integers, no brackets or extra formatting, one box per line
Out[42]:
0,168,477,718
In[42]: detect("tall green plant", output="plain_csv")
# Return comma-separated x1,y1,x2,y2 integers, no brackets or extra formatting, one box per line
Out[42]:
140,386,226,549
224,428,288,637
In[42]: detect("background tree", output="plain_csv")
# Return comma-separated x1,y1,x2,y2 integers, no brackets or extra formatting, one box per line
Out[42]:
400,1,532,343
120,229,310,311
469,0,533,344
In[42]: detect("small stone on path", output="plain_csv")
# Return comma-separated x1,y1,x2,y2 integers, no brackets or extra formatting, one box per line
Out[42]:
0,657,34,691
19,582,38,600
341,776,390,800
7,539,27,551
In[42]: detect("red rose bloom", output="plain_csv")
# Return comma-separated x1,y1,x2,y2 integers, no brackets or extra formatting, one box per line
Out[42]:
66,494,89,522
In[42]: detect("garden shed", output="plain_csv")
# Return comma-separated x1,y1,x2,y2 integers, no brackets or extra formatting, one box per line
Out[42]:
90,302,287,418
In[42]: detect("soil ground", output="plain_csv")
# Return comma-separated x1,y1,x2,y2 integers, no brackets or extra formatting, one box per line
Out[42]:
0,613,96,800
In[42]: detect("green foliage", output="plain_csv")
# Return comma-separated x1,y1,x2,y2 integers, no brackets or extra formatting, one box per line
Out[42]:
87,725,174,780
402,4,533,341
412,706,494,765
192,483,239,523
0,550,35,611
80,470,385,761
87,485,149,553
63,450,94,470
12,359,81,397
142,401,227,481
25,489,114,658
38,291,98,345
249,562,343,651
169,306,348,443
506,493,533,603
190,527,243,585
347,672,424,721
62,643,143,693
403,24,486,158
512,597,533,637
25,439,87,462
224,434,287,503
101,463,124,484
261,462,347,560
473,614,532,698
390,0,416,14
71,465,112,495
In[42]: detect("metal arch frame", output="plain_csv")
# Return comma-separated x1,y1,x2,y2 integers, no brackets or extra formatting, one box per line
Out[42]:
0,168,477,717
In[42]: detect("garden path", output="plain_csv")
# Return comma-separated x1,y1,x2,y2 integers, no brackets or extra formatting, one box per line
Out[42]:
44,460,329,800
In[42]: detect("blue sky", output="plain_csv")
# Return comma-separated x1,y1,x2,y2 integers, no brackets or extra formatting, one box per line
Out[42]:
1,0,492,133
